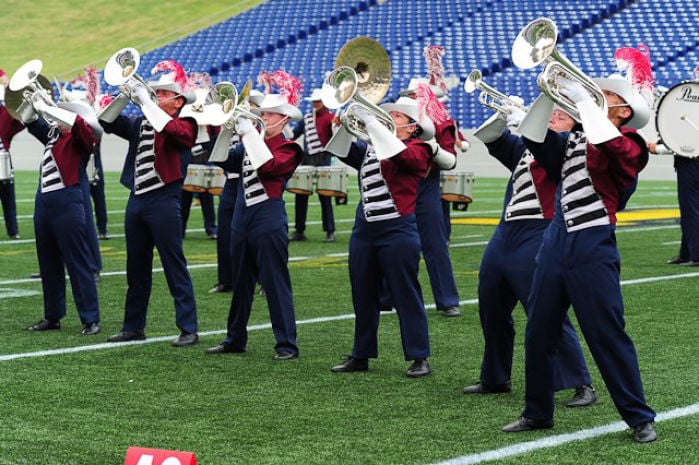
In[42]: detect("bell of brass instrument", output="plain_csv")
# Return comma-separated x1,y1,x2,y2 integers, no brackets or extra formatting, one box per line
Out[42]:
101,47,171,131
206,81,266,163
512,18,607,120
321,37,396,142
464,69,527,115
6,59,77,127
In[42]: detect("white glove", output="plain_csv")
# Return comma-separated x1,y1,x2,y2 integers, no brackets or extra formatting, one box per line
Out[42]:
505,104,526,128
131,84,152,105
558,77,590,104
235,116,255,136
352,107,377,125
425,138,441,157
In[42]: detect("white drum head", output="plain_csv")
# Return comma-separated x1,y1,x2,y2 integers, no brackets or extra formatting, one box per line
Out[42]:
656,81,699,158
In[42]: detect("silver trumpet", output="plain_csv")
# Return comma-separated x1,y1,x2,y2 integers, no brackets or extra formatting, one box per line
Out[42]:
464,69,527,116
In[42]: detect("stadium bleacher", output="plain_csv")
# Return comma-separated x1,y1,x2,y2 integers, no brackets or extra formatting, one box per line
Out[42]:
109,0,698,129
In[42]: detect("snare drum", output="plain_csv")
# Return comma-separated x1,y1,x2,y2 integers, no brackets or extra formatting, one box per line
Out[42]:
205,166,226,195
286,166,317,195
440,171,475,203
316,166,348,197
0,151,12,181
183,164,226,195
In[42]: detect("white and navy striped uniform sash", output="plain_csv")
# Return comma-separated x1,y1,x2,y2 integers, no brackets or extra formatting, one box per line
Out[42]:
303,111,323,155
40,126,65,194
504,152,545,221
241,152,269,207
360,147,399,222
134,119,165,195
560,131,609,232
228,135,240,179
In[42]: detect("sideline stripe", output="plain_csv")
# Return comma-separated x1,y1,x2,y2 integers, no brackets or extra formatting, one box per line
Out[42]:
431,404,699,465
0,298,479,363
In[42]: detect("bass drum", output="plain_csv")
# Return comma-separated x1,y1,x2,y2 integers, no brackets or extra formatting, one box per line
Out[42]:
655,80,699,158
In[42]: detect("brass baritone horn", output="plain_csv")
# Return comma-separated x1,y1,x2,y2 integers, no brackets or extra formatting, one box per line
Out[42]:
101,47,171,132
464,69,527,115
511,17,607,120
206,81,267,163
6,59,78,127
321,37,396,143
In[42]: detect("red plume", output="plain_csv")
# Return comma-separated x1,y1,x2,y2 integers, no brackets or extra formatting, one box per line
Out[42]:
414,84,449,125
614,44,654,104
271,70,303,106
257,71,274,94
423,45,448,95
84,66,99,105
94,94,115,113
151,60,191,93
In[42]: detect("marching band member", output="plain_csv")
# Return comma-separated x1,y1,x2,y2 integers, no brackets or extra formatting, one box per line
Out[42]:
328,96,448,377
289,88,336,242
0,69,24,240
502,46,657,443
100,59,200,347
209,89,265,294
464,101,596,407
205,72,304,360
648,63,699,266
399,49,462,317
17,79,102,335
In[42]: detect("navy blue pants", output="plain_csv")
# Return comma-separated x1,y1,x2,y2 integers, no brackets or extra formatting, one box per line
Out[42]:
181,190,216,236
34,185,99,324
222,199,298,355
80,176,101,273
349,213,430,361
415,173,460,310
216,177,238,286
523,224,655,427
122,183,198,334
676,158,699,261
294,193,335,234
88,152,108,235
477,221,591,390
0,179,18,237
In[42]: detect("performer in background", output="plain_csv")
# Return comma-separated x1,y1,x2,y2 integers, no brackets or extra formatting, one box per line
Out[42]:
399,49,463,317
0,69,24,240
648,63,699,266
206,71,303,361
502,46,657,443
464,99,595,407
100,58,199,347
289,88,336,242
328,96,454,377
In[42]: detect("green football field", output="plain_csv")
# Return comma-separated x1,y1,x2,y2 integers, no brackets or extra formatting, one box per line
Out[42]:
1,171,697,464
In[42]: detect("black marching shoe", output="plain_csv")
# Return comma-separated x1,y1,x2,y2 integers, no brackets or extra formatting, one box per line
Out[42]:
172,333,199,347
289,231,307,241
323,232,336,243
331,357,369,373
567,384,597,407
462,381,512,395
274,351,298,361
441,306,461,317
633,422,657,443
205,343,244,354
208,283,233,294
81,322,100,335
27,319,61,331
667,256,689,264
107,330,146,342
406,358,431,378
502,416,554,433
